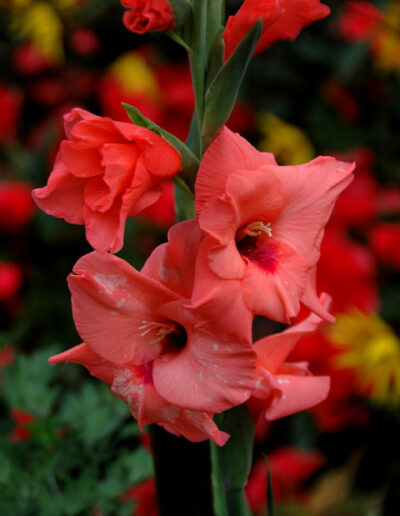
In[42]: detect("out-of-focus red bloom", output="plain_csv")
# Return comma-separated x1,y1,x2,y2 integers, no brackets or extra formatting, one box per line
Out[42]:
329,149,378,229
337,1,382,42
13,43,52,76
246,447,324,511
138,180,176,229
9,408,35,442
379,187,400,216
0,84,23,142
0,263,23,302
224,0,330,60
28,68,96,107
0,347,14,369
122,0,175,34
0,181,35,231
69,28,100,57
316,228,378,313
122,478,158,516
369,222,400,269
321,81,360,122
32,108,181,253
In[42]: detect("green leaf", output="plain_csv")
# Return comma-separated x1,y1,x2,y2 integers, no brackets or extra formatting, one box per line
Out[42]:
206,26,225,93
202,19,262,148
123,102,198,189
211,404,255,516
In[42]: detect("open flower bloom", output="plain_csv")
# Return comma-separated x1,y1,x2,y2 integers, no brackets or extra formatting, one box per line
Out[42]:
50,343,229,445
32,108,181,253
58,222,255,418
224,0,330,60
195,127,354,323
248,294,331,422
121,0,175,34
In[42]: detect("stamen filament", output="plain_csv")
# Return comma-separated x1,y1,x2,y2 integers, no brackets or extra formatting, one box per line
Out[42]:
139,320,176,344
236,221,272,242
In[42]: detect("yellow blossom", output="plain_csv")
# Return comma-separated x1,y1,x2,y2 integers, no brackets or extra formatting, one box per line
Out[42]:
329,310,400,407
108,53,160,99
371,0,400,70
11,2,64,63
257,112,315,166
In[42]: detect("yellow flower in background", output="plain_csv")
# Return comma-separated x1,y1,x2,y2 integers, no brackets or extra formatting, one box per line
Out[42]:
372,0,400,71
108,52,160,99
11,2,64,62
330,310,400,407
257,112,315,166
4,0,82,64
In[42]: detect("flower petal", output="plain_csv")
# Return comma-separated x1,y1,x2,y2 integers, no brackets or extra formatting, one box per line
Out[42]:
68,251,180,365
195,126,276,215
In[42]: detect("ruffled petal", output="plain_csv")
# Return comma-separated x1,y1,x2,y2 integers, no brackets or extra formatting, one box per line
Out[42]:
152,294,256,413
273,157,355,267
68,251,180,365
32,154,85,225
241,241,307,322
195,126,276,215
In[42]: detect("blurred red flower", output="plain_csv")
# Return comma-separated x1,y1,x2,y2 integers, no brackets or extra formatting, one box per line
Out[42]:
122,478,158,516
0,263,23,302
0,181,35,231
0,84,23,142
369,222,400,269
9,408,35,442
246,447,324,511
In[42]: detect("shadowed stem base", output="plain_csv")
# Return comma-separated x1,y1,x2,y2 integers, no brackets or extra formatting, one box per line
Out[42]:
150,424,215,516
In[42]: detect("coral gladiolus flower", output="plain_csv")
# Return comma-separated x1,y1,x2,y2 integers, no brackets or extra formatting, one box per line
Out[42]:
224,0,330,60
195,127,354,323
122,0,175,34
63,225,256,414
50,343,229,445
248,295,331,422
32,108,181,253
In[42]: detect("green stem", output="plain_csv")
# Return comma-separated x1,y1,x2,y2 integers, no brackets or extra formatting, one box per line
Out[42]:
189,0,208,156
210,405,255,516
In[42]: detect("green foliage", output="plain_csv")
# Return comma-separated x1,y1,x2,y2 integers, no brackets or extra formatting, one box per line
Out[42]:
0,348,153,515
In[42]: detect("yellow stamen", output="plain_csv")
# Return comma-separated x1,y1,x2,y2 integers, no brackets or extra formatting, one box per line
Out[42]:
138,321,176,344
236,221,272,242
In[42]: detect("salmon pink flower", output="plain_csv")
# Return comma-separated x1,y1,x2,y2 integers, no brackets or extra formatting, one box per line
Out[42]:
224,0,330,60
64,225,256,414
195,127,354,323
50,343,229,445
248,295,331,422
122,0,175,34
32,108,181,253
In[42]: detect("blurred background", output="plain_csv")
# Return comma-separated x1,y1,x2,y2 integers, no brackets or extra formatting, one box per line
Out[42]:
0,0,399,514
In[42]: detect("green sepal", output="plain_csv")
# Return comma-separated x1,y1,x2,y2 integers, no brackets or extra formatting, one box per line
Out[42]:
211,404,255,516
168,0,192,29
202,19,262,148
123,102,199,190
205,26,225,94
